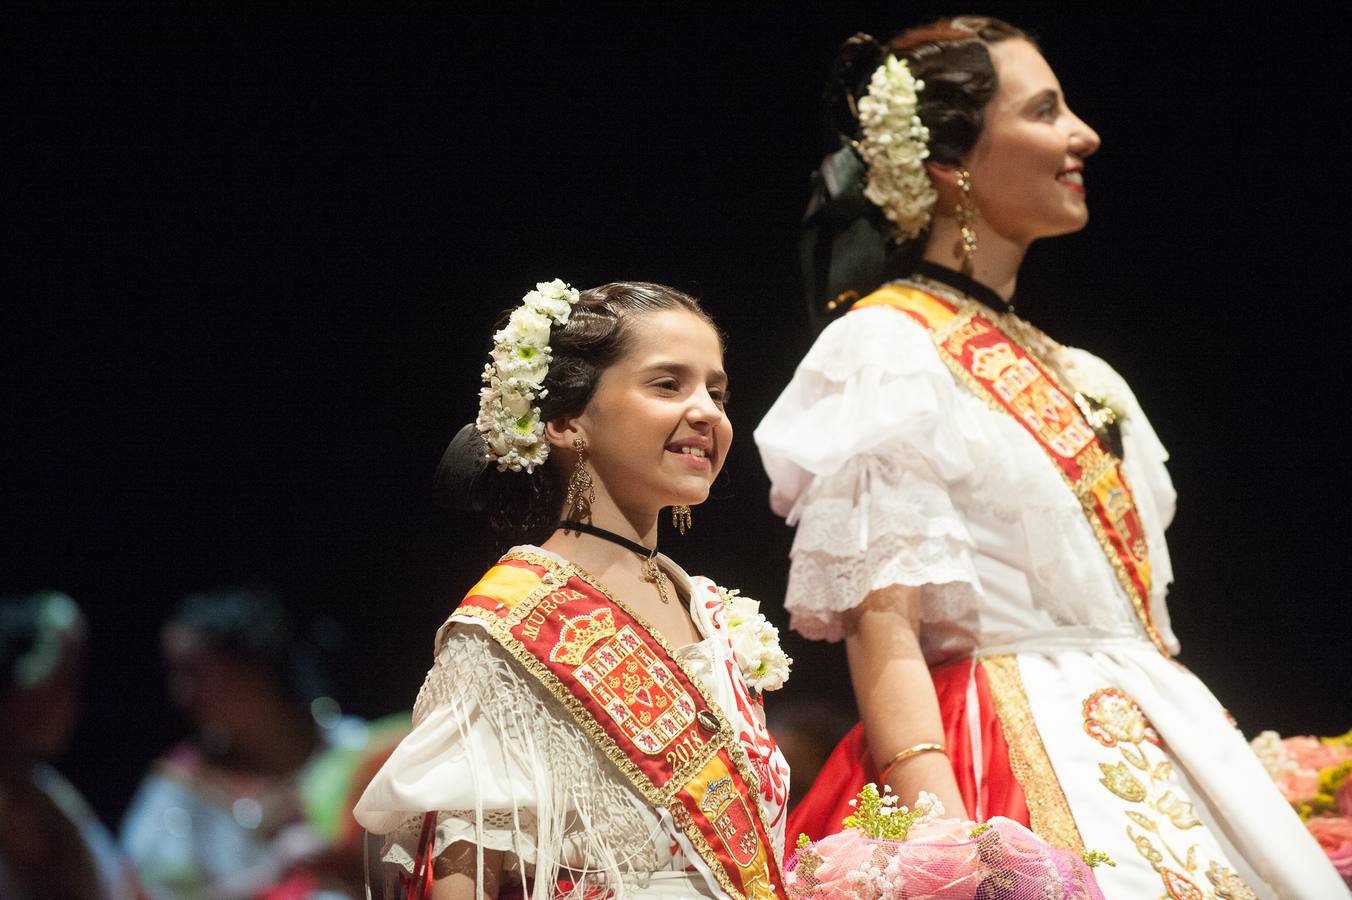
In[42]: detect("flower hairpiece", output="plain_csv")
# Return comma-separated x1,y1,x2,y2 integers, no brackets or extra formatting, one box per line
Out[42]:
856,55,937,241
475,279,581,473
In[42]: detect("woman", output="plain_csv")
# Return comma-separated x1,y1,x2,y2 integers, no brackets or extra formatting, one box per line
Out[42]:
755,17,1344,898
353,281,792,899
0,591,141,900
121,588,390,899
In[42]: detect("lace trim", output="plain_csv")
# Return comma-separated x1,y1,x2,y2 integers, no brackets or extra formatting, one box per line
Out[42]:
783,453,982,643
765,304,1181,652
785,440,1158,643
785,545,980,643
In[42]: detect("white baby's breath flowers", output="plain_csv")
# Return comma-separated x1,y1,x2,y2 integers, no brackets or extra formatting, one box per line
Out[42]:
476,279,581,473
1250,730,1298,780
857,55,937,241
717,586,792,693
912,790,945,826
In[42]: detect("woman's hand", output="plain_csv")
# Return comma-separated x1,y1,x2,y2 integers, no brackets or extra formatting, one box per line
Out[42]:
843,585,967,817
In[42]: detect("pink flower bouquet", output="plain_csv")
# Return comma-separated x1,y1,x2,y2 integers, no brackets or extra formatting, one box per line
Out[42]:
785,786,1107,900
1251,728,1352,887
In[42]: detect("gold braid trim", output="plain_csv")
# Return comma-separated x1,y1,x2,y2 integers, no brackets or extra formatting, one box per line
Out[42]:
980,655,1085,852
465,551,778,898
480,551,730,804
891,281,1167,656
670,804,750,900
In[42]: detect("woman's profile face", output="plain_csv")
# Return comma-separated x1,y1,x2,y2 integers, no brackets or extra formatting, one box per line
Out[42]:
963,39,1100,247
570,309,731,519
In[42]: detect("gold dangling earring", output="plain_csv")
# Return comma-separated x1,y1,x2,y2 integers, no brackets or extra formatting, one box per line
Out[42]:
954,168,978,276
671,505,692,535
564,438,595,523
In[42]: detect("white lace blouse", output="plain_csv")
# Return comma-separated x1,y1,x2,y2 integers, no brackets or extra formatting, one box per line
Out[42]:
754,303,1180,659
353,546,789,900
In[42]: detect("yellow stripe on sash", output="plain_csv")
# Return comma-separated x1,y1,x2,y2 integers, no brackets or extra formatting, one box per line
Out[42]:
679,753,780,899
462,562,543,612
853,284,959,330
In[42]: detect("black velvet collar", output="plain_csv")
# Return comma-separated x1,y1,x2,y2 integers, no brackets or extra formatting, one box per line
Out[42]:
910,260,1013,313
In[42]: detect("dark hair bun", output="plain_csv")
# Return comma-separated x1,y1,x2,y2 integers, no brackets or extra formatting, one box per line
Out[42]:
823,33,885,142
434,423,491,511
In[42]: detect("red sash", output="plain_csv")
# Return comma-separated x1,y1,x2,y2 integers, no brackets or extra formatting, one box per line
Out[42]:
413,552,785,900
853,283,1166,655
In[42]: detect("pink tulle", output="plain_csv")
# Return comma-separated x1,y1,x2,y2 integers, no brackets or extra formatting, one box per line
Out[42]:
784,817,1104,900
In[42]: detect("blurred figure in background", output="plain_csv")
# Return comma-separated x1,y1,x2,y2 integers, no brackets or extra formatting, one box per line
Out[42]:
0,591,141,899
120,588,407,900
766,699,855,812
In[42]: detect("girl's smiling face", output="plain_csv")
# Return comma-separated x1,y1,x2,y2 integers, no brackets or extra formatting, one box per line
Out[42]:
560,308,730,522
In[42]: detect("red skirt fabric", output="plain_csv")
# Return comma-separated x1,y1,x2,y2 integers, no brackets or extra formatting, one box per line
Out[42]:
787,657,1030,842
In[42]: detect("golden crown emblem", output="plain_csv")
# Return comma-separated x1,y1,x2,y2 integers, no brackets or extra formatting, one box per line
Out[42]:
971,342,1018,380
699,776,736,817
548,607,617,666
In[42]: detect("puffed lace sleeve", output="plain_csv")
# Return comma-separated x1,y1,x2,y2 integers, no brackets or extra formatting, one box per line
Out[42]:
754,307,988,642
351,623,663,898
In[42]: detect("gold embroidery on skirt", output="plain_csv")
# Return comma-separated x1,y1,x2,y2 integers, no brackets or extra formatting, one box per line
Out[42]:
979,656,1084,852
1081,687,1256,899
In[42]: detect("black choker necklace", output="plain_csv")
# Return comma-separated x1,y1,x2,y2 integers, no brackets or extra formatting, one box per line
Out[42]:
912,260,1015,315
557,520,671,603
559,521,656,557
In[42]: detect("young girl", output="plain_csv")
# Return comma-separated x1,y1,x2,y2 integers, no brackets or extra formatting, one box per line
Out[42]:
756,17,1342,898
355,281,791,899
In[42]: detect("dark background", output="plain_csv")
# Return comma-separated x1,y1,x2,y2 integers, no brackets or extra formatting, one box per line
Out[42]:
8,5,1348,826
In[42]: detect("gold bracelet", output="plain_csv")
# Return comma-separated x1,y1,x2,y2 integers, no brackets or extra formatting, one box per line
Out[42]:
878,742,947,786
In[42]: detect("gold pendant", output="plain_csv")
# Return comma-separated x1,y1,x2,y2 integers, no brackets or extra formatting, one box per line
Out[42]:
641,555,671,604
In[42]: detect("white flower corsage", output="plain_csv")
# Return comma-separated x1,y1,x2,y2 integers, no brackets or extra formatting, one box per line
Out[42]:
475,279,581,472
1059,353,1129,427
856,55,936,241
717,586,792,693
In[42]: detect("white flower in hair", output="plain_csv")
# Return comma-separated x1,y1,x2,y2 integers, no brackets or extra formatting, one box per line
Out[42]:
524,278,576,320
717,586,792,693
857,55,937,241
476,279,581,472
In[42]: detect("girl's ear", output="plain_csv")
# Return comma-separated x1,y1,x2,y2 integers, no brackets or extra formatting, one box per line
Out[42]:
544,415,583,452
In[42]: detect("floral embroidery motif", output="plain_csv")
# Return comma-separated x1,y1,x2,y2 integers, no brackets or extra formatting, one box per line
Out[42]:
1083,686,1255,898
725,659,790,834
1083,687,1161,748
1206,861,1258,899
1162,868,1203,900
1098,761,1147,802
